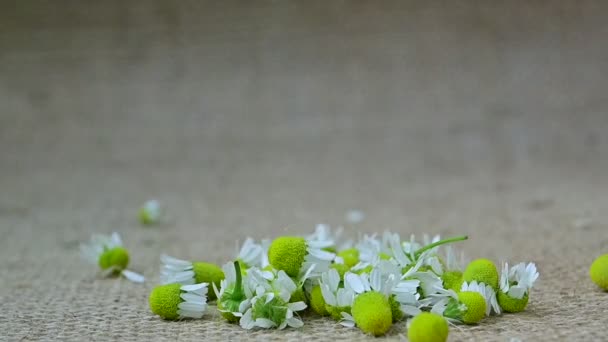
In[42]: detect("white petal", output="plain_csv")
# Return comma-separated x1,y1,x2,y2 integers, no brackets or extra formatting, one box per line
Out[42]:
179,302,206,312
389,233,409,266
287,317,304,328
288,301,307,312
240,309,255,329
181,283,208,291
161,254,191,267
401,305,421,317
345,273,365,294
370,269,382,292
277,271,297,293
255,318,276,328
308,248,336,261
340,312,356,328
321,284,337,306
121,270,145,283
508,286,526,299
328,269,340,291
178,308,206,319
299,264,316,284
180,292,205,303
337,288,354,307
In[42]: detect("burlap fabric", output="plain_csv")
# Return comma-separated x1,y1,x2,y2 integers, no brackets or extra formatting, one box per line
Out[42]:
1,1,608,341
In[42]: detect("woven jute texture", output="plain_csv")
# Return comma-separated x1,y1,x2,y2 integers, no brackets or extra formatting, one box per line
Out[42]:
1,1,608,341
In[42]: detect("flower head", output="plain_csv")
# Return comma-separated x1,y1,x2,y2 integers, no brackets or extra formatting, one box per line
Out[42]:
499,262,539,299
461,280,500,316
268,236,335,279
463,259,499,291
238,269,307,330
138,199,162,225
160,254,224,300
428,288,486,324
497,262,539,313
407,312,449,342
590,254,608,290
239,293,307,330
149,283,208,320
350,291,393,336
80,232,144,283
214,261,252,323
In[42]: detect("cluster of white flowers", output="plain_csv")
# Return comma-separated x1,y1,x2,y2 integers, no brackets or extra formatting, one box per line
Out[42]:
82,224,539,337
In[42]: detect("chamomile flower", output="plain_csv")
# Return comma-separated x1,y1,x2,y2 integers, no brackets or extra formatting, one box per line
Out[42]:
463,259,500,291
138,199,162,225
239,271,307,330
590,254,608,290
268,236,335,279
407,312,449,342
498,262,539,312
159,254,224,300
342,269,400,335
235,238,265,269
239,293,307,330
149,282,208,320
351,291,393,336
214,261,253,323
461,280,500,316
80,232,145,283
319,268,356,321
427,287,486,324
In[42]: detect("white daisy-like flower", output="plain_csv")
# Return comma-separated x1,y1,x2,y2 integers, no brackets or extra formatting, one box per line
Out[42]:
160,254,196,285
344,266,420,319
80,232,145,283
239,292,307,330
461,280,500,316
139,199,162,225
500,262,539,299
246,266,312,307
213,261,255,320
417,286,467,324
177,283,209,318
236,238,265,269
238,270,307,330
418,281,458,309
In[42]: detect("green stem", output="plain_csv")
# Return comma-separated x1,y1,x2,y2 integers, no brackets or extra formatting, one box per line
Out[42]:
233,260,243,298
415,235,468,258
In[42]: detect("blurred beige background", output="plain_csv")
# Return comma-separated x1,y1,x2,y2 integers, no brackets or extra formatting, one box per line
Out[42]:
1,1,608,341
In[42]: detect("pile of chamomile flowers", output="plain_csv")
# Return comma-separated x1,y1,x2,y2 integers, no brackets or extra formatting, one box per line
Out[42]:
80,225,541,340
